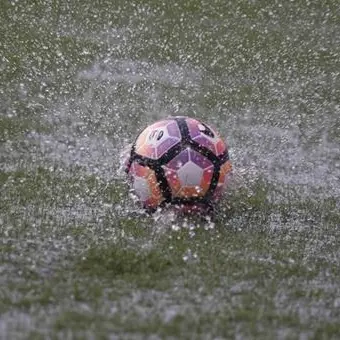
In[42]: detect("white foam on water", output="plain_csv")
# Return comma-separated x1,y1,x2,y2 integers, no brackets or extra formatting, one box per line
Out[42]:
226,105,340,201
77,59,202,88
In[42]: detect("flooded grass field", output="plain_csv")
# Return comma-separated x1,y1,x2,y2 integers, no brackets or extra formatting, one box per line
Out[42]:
1,0,340,339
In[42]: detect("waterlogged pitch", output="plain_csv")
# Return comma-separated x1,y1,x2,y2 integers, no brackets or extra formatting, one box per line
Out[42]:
1,1,340,339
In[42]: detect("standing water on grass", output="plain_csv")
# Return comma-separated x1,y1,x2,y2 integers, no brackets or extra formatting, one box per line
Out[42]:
1,1,340,339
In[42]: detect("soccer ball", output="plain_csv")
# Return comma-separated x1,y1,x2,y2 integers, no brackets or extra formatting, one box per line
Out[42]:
125,116,232,213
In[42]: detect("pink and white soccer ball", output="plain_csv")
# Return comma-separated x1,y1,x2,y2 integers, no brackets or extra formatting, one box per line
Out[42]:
125,116,232,212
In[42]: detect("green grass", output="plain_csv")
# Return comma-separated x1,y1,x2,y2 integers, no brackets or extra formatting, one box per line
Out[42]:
1,165,340,338
1,0,340,338
2,169,340,336
0,116,50,141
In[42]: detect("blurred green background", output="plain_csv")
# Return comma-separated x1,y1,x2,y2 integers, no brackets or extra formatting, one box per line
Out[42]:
1,0,340,339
